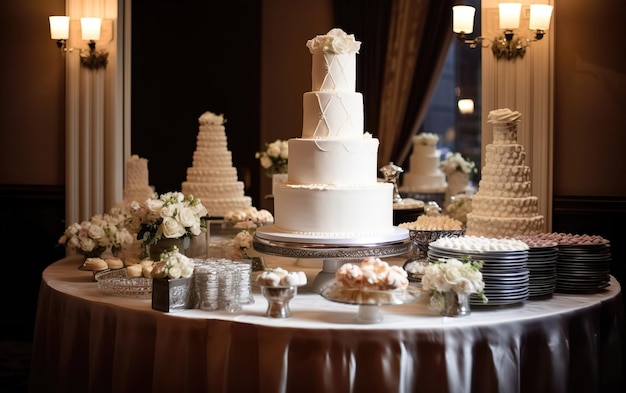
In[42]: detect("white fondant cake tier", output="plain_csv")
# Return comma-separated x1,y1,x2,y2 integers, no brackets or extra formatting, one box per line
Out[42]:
401,140,447,193
195,140,228,149
311,53,356,92
400,173,447,193
302,91,364,139
465,214,545,238
485,144,526,166
273,182,394,237
471,195,539,217
287,138,379,185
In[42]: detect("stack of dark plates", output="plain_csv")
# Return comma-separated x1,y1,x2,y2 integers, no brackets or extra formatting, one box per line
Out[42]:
555,242,611,293
428,244,529,306
526,244,558,297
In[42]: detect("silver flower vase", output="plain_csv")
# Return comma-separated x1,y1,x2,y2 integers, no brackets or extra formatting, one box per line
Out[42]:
442,291,471,317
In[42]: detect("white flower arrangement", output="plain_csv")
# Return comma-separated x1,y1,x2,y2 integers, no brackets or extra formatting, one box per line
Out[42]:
414,133,439,146
440,152,477,176
306,28,361,54
255,139,288,178
421,257,487,311
59,209,134,257
131,191,208,254
157,246,194,279
227,229,255,260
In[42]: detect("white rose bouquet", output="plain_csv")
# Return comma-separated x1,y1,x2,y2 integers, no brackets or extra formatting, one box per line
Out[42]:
131,191,208,254
59,209,134,257
226,229,254,260
255,139,288,178
154,246,195,279
421,257,487,311
440,152,477,176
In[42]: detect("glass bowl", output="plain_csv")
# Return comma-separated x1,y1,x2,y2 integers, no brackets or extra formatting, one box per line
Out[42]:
95,268,153,298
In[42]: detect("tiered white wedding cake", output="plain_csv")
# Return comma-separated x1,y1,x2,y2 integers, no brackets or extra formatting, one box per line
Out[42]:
400,133,447,193
466,108,545,237
270,28,396,238
181,111,252,218
123,155,154,203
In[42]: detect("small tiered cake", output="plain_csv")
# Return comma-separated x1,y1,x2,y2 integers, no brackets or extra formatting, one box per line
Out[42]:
181,111,252,217
123,155,154,203
466,108,545,238
400,133,447,193
270,28,396,238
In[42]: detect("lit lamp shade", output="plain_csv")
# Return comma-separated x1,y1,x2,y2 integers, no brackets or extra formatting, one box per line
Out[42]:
453,5,476,34
529,4,554,31
498,3,522,29
49,16,70,40
458,99,474,115
80,17,102,41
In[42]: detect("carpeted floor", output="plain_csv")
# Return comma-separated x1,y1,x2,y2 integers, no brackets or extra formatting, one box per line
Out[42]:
0,341,31,393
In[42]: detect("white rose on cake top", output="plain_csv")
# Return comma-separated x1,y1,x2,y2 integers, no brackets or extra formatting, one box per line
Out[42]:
487,108,522,123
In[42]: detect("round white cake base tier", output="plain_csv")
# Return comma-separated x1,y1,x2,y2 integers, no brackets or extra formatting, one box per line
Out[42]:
255,225,408,245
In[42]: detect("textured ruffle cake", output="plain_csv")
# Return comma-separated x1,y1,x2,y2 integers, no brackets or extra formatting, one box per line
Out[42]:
181,112,252,217
466,108,545,237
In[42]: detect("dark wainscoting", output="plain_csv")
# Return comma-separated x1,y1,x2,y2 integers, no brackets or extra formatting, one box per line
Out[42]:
553,195,626,291
0,185,66,342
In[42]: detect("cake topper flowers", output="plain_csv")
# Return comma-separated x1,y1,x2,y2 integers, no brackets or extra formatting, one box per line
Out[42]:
255,139,288,178
414,132,439,146
306,28,361,54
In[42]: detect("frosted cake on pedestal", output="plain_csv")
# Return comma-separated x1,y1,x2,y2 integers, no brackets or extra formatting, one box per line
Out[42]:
123,155,154,203
465,108,545,238
400,133,447,193
270,29,396,238
181,111,252,218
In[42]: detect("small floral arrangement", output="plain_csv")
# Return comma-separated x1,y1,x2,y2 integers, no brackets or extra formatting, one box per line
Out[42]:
306,28,361,54
153,246,195,279
421,256,487,311
440,152,477,176
227,230,254,260
59,209,134,257
255,139,288,178
414,132,439,146
131,191,208,254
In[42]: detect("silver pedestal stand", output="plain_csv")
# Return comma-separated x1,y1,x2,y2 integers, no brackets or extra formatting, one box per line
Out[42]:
253,226,412,293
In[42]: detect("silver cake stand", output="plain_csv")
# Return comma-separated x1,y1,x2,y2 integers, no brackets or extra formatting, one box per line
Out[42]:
253,225,412,293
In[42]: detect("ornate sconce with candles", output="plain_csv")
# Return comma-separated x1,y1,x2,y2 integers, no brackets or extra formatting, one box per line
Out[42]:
49,16,109,70
452,3,553,60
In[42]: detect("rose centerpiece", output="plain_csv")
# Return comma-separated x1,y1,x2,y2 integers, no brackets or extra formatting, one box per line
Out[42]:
58,209,134,258
255,139,288,178
421,256,487,316
131,191,208,260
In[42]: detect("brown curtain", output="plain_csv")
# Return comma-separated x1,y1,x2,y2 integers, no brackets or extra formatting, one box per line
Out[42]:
334,0,454,168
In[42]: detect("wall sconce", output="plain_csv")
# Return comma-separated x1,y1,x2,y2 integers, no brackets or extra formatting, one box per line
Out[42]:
49,16,109,70
452,3,553,60
458,98,475,114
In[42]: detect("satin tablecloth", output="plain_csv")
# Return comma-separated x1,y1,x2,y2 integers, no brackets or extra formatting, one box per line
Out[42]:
29,256,624,393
